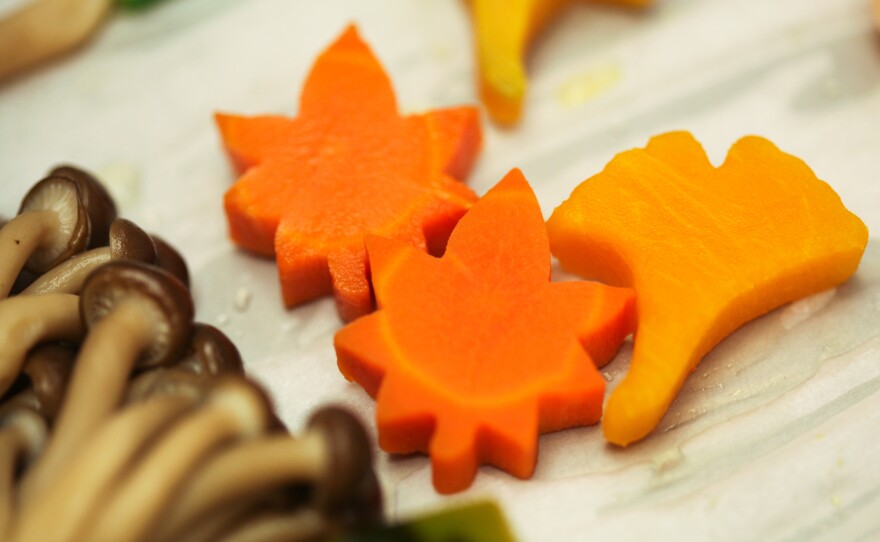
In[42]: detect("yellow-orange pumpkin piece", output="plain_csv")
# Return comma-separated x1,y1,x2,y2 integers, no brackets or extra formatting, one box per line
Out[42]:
470,0,652,125
335,169,636,493
547,131,869,446
217,26,482,322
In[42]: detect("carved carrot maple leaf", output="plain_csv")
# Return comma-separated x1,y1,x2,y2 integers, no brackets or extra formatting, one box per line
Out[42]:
217,26,482,321
334,169,636,493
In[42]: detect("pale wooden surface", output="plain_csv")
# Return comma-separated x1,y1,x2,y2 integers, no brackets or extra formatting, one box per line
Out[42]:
1,1,879,540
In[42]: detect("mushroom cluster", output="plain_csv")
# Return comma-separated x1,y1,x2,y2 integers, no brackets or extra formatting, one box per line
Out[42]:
0,167,382,542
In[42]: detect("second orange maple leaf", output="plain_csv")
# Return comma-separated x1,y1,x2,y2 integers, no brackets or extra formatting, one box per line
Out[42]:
335,169,636,493
217,26,482,321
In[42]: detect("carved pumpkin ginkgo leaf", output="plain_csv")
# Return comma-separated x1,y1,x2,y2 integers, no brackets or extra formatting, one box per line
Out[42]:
548,132,869,447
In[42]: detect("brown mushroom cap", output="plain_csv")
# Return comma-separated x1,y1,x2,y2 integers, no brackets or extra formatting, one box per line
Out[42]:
80,261,194,368
306,407,373,511
151,234,190,289
49,165,117,250
125,367,216,405
109,218,157,263
20,344,76,422
18,166,116,274
176,324,244,377
0,345,76,424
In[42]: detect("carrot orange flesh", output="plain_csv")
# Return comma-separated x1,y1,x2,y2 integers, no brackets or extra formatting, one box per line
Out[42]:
335,169,636,493
218,26,482,322
547,132,869,446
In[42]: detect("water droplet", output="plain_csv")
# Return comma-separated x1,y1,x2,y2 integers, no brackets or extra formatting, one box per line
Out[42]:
234,287,252,312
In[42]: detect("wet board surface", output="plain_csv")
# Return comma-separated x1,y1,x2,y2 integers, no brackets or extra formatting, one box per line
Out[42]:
1,0,879,540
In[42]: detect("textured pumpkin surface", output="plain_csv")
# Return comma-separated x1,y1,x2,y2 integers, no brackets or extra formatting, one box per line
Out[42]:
335,169,636,493
547,131,869,446
218,26,482,322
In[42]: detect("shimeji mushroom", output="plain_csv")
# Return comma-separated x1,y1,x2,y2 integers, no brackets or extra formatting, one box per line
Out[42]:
0,408,47,536
154,406,374,540
21,218,157,296
176,323,244,376
8,394,200,542
124,367,216,405
19,261,193,503
12,344,241,542
169,492,308,542
0,344,75,423
151,234,190,289
125,324,244,404
0,166,116,298
212,508,327,542
76,378,273,542
0,294,83,398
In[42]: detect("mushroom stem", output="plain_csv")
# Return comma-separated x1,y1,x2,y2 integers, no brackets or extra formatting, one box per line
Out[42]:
10,395,196,542
0,211,60,298
0,294,82,397
124,368,215,405
156,434,327,539
76,380,271,542
18,298,159,503
2,345,76,424
0,409,47,536
22,217,158,296
171,500,266,542
20,247,111,295
215,509,327,542
0,393,40,422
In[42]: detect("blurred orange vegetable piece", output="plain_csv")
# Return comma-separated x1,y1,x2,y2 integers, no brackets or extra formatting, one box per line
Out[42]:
470,0,652,125
547,132,869,446
218,25,482,322
335,169,636,493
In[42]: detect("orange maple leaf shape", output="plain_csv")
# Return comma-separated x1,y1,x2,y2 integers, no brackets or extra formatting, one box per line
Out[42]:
335,169,637,493
217,26,481,321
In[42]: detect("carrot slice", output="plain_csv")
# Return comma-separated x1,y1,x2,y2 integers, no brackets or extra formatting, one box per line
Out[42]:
334,169,636,493
218,25,482,321
547,132,869,446
470,0,652,125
